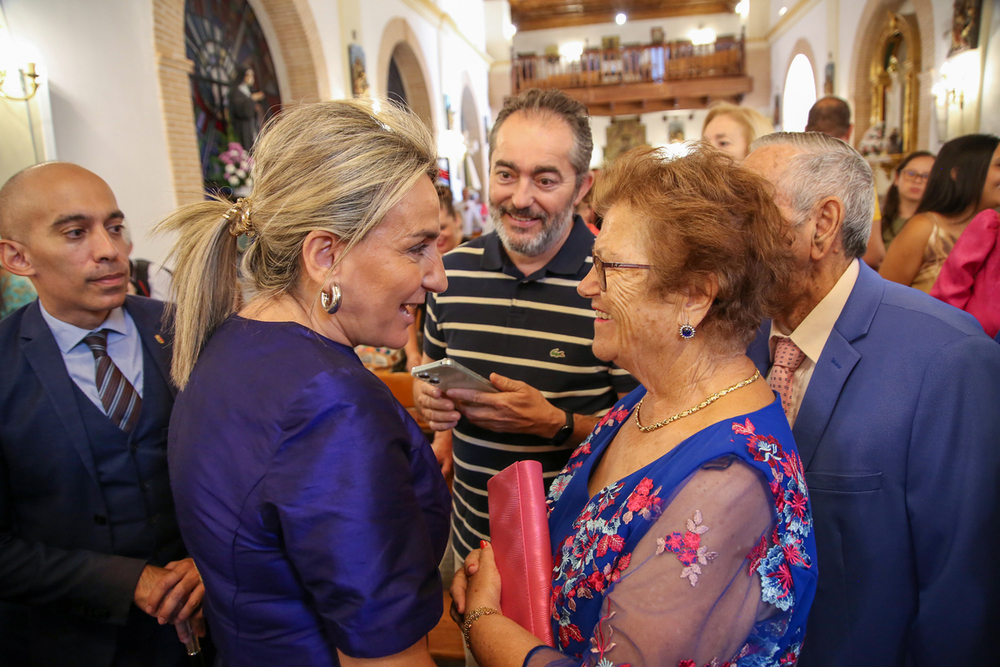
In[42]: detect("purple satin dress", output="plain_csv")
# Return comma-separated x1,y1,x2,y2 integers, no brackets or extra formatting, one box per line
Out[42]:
170,317,450,666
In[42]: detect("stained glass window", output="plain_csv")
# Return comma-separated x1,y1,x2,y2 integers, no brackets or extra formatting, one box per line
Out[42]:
185,0,281,194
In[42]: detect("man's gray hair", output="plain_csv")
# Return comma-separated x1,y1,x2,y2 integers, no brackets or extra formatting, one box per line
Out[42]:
749,132,874,259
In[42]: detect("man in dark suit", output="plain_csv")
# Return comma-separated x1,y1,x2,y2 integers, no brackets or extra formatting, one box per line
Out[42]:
744,132,1000,666
0,163,203,665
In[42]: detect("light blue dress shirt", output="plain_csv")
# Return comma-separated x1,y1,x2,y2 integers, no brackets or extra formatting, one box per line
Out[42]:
39,302,144,414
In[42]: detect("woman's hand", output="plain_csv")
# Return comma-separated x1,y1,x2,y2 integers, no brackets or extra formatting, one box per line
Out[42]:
464,542,503,612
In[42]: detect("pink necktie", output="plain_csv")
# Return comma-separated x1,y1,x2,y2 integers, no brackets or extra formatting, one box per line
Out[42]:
768,337,806,417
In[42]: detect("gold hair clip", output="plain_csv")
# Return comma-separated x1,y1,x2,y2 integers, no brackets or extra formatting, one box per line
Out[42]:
224,198,254,237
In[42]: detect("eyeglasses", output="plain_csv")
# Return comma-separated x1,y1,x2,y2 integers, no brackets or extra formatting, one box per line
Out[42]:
592,253,651,291
901,169,930,183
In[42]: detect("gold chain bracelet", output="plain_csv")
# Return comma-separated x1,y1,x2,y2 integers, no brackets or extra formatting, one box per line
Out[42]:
462,606,502,648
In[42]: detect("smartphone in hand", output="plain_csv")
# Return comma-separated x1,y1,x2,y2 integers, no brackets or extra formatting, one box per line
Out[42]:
411,359,498,394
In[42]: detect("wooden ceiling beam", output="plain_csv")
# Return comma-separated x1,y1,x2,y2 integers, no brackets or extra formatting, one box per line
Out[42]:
511,1,737,32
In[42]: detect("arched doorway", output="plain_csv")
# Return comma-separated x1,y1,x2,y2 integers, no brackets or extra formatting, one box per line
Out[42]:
377,18,435,132
460,84,484,191
782,53,818,132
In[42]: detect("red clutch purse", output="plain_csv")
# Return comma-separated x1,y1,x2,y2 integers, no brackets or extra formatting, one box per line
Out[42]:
487,460,556,646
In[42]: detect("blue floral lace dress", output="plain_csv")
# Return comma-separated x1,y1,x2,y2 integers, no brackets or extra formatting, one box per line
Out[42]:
524,388,818,667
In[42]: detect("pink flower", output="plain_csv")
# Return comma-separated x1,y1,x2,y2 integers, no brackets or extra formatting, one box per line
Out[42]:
587,571,605,592
683,531,701,549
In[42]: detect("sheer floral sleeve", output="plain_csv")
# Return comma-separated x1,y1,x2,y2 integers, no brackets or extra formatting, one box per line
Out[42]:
527,459,783,667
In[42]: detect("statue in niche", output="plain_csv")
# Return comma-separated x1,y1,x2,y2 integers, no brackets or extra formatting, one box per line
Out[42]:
824,54,835,96
228,66,265,151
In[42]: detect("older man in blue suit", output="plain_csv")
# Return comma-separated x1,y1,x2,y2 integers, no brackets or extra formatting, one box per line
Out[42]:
743,132,1000,666
0,163,203,666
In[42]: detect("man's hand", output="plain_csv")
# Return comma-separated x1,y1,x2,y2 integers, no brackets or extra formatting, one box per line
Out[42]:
413,372,461,431
431,430,454,486
446,373,563,437
133,558,204,625
175,608,207,642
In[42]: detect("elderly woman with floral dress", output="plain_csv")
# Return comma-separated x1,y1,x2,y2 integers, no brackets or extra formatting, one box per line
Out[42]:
451,145,818,667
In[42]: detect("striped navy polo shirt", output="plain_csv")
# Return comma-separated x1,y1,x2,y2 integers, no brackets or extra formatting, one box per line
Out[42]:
424,218,637,559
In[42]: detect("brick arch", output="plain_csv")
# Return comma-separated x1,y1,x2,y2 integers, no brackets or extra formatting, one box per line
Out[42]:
377,17,436,133
153,0,328,205
849,0,935,149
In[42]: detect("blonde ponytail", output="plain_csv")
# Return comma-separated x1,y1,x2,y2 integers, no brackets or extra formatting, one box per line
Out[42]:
158,98,436,388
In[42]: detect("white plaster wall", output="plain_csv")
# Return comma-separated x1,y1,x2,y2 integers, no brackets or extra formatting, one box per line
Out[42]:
769,0,827,127
303,0,348,100
980,0,1000,136
513,14,743,54
838,0,869,102
2,0,174,263
438,0,487,50
0,95,45,184
358,0,492,197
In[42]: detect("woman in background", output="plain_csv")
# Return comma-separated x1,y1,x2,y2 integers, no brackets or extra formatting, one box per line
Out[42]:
162,99,451,667
881,134,1000,292
702,102,774,162
881,151,935,248
931,208,1000,338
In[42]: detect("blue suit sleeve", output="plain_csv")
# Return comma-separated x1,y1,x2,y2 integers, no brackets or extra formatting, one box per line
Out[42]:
262,371,446,659
906,334,1000,663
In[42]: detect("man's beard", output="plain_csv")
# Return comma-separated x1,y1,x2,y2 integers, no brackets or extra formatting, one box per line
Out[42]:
490,198,575,257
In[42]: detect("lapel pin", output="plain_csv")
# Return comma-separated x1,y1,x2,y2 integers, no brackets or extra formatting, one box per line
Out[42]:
155,335,165,345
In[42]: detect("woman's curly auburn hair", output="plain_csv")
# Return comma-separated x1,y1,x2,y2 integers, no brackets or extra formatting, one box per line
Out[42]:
593,144,795,350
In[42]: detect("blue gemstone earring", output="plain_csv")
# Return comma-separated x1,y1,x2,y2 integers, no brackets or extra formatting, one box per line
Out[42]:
679,323,696,339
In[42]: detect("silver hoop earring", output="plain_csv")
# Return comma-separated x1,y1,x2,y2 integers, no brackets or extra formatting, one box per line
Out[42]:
679,323,696,339
321,283,342,315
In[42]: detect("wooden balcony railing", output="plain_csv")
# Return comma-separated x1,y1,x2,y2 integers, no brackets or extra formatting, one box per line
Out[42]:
513,36,745,94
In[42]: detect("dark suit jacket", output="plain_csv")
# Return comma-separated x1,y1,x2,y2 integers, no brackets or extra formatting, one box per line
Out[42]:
749,263,1000,666
0,296,180,665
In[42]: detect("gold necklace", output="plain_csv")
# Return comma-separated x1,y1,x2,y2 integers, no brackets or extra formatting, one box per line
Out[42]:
634,369,761,433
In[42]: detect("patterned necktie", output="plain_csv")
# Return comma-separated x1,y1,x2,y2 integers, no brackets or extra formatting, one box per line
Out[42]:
83,329,142,434
768,336,807,417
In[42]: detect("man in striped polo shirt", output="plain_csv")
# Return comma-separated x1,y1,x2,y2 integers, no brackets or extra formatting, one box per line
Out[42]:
415,89,636,562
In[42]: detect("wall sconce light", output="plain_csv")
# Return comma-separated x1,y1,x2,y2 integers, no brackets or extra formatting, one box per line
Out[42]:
932,60,963,109
0,61,38,101
0,20,41,102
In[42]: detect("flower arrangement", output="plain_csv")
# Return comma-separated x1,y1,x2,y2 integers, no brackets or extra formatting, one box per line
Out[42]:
858,122,887,157
219,142,253,190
